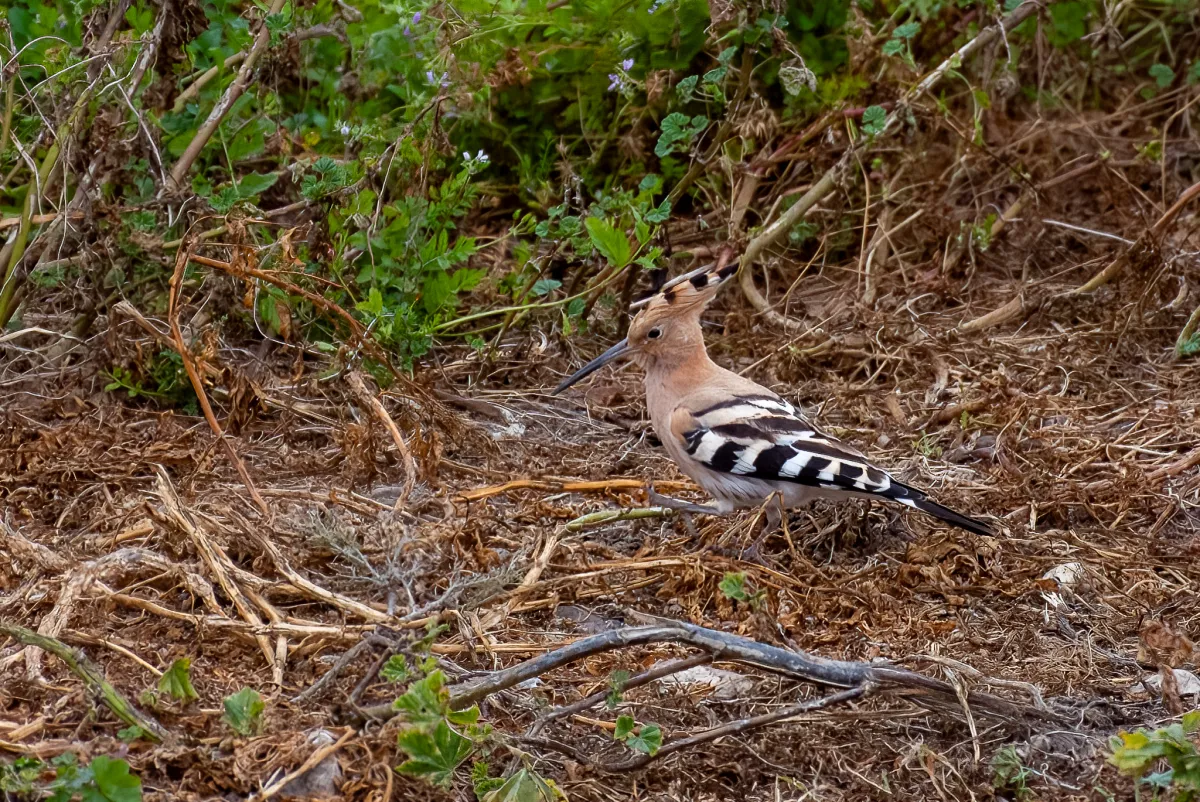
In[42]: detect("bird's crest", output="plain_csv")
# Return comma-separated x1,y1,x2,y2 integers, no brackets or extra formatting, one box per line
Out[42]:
637,262,737,317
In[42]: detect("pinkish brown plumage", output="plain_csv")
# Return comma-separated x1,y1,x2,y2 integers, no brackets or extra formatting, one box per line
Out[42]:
555,263,993,537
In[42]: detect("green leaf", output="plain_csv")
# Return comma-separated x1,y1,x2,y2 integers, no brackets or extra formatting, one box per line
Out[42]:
702,65,727,85
234,172,280,199
584,217,632,268
881,39,905,56
531,279,562,297
157,658,198,703
116,726,144,743
607,669,631,708
861,105,887,136
381,655,410,683
644,199,671,224
1149,63,1175,89
1189,61,1200,85
655,111,706,158
719,571,750,601
479,768,564,801
222,687,265,736
625,723,662,755
613,715,636,740
893,21,920,38
396,720,474,787
676,75,699,102
717,45,738,64
88,756,142,802
638,174,661,193
566,297,586,318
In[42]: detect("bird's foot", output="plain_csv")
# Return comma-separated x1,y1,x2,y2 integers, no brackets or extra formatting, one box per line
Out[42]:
645,483,720,516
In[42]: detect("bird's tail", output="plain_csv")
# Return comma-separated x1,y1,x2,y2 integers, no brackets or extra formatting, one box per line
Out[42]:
902,497,994,537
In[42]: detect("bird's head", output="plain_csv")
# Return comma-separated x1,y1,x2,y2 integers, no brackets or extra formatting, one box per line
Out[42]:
553,262,736,394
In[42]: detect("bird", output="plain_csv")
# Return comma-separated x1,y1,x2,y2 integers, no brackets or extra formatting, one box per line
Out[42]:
553,262,993,540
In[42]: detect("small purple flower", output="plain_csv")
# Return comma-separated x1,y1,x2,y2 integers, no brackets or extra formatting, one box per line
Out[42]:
412,11,421,23
426,70,449,88
621,58,634,71
403,25,411,35
608,73,622,91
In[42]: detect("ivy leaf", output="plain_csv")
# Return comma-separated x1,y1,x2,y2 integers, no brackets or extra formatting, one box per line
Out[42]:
222,688,265,736
861,105,887,136
531,279,562,297
584,217,632,268
625,723,662,755
644,199,671,224
1149,63,1174,89
676,75,699,103
157,658,198,703
716,45,738,64
655,112,707,158
638,174,661,193
88,756,142,802
396,720,474,787
702,65,727,85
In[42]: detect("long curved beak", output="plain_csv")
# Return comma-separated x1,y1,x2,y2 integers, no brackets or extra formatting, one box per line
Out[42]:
553,338,631,395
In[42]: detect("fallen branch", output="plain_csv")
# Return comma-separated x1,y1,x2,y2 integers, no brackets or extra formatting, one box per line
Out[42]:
356,617,1052,726
0,623,173,744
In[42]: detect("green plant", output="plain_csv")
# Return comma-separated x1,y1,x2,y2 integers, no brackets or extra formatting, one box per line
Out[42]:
613,714,663,756
719,571,766,609
1108,712,1200,801
223,687,265,736
157,658,199,703
991,745,1034,801
5,753,144,802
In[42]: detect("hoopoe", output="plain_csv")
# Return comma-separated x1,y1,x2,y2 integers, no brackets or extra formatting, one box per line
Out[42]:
554,263,993,538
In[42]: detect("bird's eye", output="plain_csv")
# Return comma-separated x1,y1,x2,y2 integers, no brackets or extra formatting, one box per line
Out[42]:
647,327,662,339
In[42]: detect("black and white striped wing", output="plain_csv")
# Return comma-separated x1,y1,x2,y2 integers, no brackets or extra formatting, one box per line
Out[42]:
679,394,993,535
681,394,900,496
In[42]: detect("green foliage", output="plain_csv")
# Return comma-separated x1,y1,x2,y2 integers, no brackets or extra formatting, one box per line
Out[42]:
103,351,197,413
613,714,663,755
991,745,1034,800
381,654,411,683
1108,712,1200,800
585,217,633,269
157,658,199,703
607,669,632,708
0,756,43,795
860,105,888,137
655,113,709,158
12,753,145,802
223,687,265,736
478,768,565,801
396,720,476,787
719,571,766,608
1149,64,1176,89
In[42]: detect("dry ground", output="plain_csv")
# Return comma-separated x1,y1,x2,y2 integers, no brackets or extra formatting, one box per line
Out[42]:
3,109,1200,801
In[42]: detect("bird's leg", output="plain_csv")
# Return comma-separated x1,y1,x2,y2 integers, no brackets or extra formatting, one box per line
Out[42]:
741,494,784,564
645,481,721,515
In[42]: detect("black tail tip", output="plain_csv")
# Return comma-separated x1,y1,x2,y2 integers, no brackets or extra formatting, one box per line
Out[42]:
912,498,995,537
